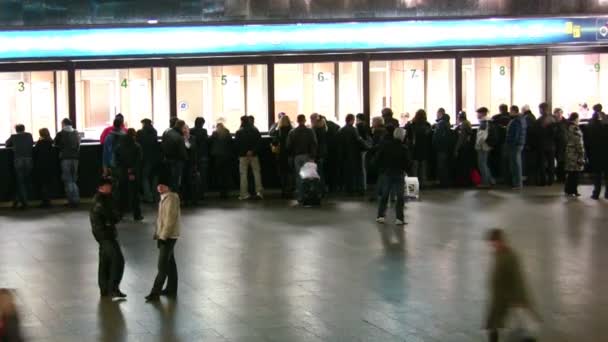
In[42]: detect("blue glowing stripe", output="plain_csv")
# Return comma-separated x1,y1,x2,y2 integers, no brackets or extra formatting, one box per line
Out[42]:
0,17,605,59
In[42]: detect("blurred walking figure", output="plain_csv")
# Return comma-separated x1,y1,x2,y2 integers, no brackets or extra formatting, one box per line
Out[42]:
485,229,539,342
5,124,34,210
563,113,585,197
54,118,81,208
0,289,24,342
90,178,126,299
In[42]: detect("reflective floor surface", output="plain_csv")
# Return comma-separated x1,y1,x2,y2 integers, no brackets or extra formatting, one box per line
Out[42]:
0,185,606,341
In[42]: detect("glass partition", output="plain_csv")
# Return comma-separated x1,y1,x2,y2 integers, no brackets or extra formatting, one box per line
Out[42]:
513,56,545,113
0,70,65,142
553,54,608,119
426,59,456,120
462,57,511,124
338,62,363,123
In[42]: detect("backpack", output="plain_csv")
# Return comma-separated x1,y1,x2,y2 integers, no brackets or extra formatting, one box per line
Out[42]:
485,122,499,148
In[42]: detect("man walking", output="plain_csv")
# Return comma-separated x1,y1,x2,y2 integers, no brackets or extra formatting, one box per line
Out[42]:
54,118,81,208
5,124,34,210
90,178,126,299
146,177,181,301
506,106,527,190
286,114,318,202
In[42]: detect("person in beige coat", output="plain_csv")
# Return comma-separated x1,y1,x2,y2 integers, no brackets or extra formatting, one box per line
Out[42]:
145,179,181,302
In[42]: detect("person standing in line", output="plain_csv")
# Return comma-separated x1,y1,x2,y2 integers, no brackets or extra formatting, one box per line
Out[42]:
104,119,127,215
90,178,126,299
536,102,557,186
405,109,432,187
521,105,539,186
324,116,341,193
485,229,538,342
100,113,126,145
506,106,527,190
269,112,286,136
161,119,188,192
491,104,511,185
381,107,399,128
33,128,56,208
475,107,495,189
137,119,160,203
54,118,81,208
114,128,143,221
432,108,453,187
313,116,328,193
5,124,34,210
553,108,568,183
190,117,209,202
453,111,474,186
146,177,181,302
235,115,263,200
356,113,372,193
338,114,364,195
271,115,293,198
374,126,410,225
181,124,200,206
586,112,608,200
286,114,318,202
209,123,234,199
564,113,585,197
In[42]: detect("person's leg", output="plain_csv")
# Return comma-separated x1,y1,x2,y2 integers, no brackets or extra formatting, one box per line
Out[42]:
564,172,573,195
294,155,307,201
478,151,489,186
376,174,390,219
109,240,125,293
251,156,263,195
98,243,110,296
23,158,33,205
515,146,523,188
592,171,602,198
603,171,608,199
410,160,419,178
573,171,580,195
393,176,405,222
130,180,142,219
238,157,249,198
13,160,26,205
200,158,209,200
150,240,170,295
141,162,153,202
165,240,178,294
488,329,499,342
546,149,556,186
70,160,80,204
361,151,368,192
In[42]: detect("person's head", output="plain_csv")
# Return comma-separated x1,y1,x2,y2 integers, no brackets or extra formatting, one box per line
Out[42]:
485,228,507,251
157,183,170,194
593,103,603,113
385,123,396,138
476,107,489,121
14,124,25,133
248,115,255,126
169,117,178,128
371,116,384,129
310,113,319,125
240,115,250,128
97,178,113,195
381,108,393,119
315,117,327,129
38,128,51,141
278,115,291,129
436,108,446,120
393,127,406,142
356,113,366,124
297,114,306,126
112,118,122,130
345,113,355,125
568,112,579,125
499,104,509,114
539,102,550,116
521,104,531,114
174,120,186,134
553,108,563,119
141,118,152,128
413,109,427,124
194,117,205,129
277,112,286,120
182,124,190,138
61,118,72,128
215,122,229,136
457,111,467,123
509,105,520,116
115,113,124,122
127,128,137,141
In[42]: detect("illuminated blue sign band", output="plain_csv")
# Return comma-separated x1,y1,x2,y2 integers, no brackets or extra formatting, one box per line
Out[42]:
0,17,606,60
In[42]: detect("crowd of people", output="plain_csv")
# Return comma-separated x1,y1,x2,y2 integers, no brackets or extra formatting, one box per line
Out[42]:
4,102,608,216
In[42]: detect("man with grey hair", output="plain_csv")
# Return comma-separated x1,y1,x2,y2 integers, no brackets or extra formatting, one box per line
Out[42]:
373,125,410,225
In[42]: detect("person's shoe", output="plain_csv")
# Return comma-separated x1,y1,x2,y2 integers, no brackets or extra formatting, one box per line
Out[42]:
134,216,144,222
11,202,18,210
238,195,251,201
255,192,264,200
575,193,581,197
395,219,408,226
591,194,600,200
160,289,177,298
376,217,385,224
145,294,160,302
511,186,523,190
110,290,127,298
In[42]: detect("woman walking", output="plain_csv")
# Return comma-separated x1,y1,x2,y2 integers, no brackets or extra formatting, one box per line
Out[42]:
564,112,585,197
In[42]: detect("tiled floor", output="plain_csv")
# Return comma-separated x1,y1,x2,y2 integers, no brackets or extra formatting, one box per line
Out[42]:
1,186,606,341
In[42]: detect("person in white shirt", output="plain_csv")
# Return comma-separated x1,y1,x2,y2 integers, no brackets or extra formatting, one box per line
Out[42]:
145,178,181,302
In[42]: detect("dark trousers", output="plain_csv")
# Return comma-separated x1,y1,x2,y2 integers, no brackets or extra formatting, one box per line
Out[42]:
127,178,142,219
213,156,232,197
98,239,125,295
341,157,360,194
377,173,405,221
538,149,555,186
523,148,539,186
37,176,52,205
436,152,451,187
14,158,33,206
141,162,158,203
198,158,209,199
151,239,178,295
555,145,566,182
167,160,184,193
488,329,498,342
592,171,608,198
564,171,579,195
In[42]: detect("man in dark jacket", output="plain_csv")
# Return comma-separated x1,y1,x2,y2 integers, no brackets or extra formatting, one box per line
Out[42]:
338,114,364,195
161,120,188,192
54,118,81,207
374,126,410,225
5,124,34,210
506,106,527,189
432,108,453,187
115,128,143,221
536,102,557,186
521,105,538,186
235,115,263,200
190,117,209,201
381,107,399,128
553,108,568,183
287,114,318,202
90,178,126,299
137,119,160,203
585,113,608,200
491,104,511,183
325,117,341,193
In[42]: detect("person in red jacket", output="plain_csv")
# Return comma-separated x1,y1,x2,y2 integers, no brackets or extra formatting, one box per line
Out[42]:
100,113,127,144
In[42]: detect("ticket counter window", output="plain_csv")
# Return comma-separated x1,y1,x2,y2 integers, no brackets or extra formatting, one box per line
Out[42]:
462,57,511,124
513,56,545,114
76,68,169,140
338,62,363,123
553,54,608,119
426,59,455,121
0,71,61,142
369,60,425,120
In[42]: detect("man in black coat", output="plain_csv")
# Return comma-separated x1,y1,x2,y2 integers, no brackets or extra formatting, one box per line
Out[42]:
235,115,263,200
115,129,143,221
5,124,34,210
286,114,318,202
90,178,126,299
536,102,557,186
324,117,341,193
190,117,210,201
585,113,608,200
161,120,188,192
432,108,453,187
54,118,81,207
338,114,364,195
137,119,160,203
